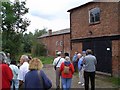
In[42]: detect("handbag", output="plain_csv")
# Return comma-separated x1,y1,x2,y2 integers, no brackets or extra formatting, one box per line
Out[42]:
54,58,61,70
37,70,52,90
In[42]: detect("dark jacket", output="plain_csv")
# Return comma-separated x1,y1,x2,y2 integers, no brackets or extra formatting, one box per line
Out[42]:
24,70,52,90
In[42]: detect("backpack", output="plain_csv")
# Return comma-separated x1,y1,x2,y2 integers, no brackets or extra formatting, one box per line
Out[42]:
63,65,70,74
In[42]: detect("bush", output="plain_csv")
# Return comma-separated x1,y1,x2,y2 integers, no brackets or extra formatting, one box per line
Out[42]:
32,42,47,56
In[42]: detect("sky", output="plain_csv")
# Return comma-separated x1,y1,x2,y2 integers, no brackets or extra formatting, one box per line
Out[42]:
10,0,92,33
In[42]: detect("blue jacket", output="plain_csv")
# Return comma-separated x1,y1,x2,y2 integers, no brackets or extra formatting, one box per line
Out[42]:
72,54,77,62
24,70,52,90
78,57,84,71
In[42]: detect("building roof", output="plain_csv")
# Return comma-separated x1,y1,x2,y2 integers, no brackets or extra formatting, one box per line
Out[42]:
67,0,120,12
67,1,92,12
38,28,70,39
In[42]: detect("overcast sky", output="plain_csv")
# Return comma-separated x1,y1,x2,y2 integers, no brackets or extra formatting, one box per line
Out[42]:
10,0,92,33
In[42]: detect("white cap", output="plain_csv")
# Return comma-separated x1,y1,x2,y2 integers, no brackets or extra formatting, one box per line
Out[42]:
57,51,61,55
77,53,82,57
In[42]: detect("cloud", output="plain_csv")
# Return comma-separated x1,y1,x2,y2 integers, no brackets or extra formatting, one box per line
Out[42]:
10,0,92,33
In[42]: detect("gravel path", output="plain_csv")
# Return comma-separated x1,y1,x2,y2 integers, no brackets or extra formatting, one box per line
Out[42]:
43,64,119,89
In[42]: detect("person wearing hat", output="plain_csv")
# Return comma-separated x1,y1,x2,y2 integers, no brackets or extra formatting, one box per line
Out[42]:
0,51,13,90
53,51,65,90
17,55,29,88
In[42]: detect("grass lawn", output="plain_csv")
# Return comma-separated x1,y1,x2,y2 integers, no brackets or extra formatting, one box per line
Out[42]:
106,77,120,86
38,56,54,64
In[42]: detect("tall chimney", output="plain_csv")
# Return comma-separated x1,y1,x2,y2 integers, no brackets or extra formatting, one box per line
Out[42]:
48,29,52,36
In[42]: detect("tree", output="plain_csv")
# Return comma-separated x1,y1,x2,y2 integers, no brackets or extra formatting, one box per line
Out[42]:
23,32,33,53
1,1,30,59
31,28,47,56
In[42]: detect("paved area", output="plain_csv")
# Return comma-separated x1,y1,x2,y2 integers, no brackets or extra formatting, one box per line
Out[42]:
43,64,119,89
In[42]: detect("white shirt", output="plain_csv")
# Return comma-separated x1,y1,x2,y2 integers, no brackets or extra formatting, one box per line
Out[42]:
53,56,65,67
17,62,29,82
9,64,19,79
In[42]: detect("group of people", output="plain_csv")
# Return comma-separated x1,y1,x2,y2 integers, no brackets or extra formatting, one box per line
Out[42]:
53,49,97,90
0,48,97,90
72,49,97,90
0,52,52,90
53,51,74,90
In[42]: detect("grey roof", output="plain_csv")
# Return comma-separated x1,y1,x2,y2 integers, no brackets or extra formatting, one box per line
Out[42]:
38,28,70,39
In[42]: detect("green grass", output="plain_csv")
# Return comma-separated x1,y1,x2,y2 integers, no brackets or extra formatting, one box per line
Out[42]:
106,77,120,86
38,56,54,64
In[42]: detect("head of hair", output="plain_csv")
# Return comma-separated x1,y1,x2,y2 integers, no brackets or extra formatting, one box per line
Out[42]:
21,55,29,62
11,60,16,65
86,49,93,55
29,58,43,70
27,55,32,61
0,51,8,63
77,53,82,58
65,56,70,61
64,52,69,57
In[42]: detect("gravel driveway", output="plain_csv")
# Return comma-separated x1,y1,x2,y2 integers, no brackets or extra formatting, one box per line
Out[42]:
43,64,119,90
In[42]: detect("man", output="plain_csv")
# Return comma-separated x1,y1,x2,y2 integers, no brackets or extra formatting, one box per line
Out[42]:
0,51,13,90
53,51,65,90
17,55,29,88
83,49,97,90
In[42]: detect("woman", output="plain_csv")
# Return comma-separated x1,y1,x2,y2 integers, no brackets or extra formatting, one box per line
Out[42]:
60,53,74,90
0,51,13,90
24,58,52,90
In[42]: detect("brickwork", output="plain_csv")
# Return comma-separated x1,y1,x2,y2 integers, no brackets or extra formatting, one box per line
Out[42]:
39,2,120,77
112,40,120,77
71,2,119,40
39,32,70,57
69,2,120,77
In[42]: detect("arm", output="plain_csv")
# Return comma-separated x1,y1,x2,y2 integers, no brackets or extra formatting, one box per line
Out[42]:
5,65,13,81
60,63,64,72
78,59,82,71
94,57,97,65
17,66,24,87
40,70,52,89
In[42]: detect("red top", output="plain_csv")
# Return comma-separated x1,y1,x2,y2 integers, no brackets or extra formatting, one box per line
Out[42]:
0,64,13,90
60,62,74,78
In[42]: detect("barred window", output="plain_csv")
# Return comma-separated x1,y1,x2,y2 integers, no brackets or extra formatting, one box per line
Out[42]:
89,7,100,24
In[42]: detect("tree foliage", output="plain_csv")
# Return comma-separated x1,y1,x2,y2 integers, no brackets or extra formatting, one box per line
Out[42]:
23,28,47,56
1,1,30,59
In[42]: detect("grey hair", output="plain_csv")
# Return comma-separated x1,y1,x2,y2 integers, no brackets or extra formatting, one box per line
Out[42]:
0,51,8,63
21,55,29,61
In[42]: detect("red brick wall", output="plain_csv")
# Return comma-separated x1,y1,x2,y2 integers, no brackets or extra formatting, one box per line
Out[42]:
71,2,119,39
70,42,82,58
39,33,70,57
112,40,120,77
70,2,120,77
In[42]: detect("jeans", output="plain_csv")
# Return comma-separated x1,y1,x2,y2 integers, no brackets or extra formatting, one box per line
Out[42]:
61,77,72,90
78,68,84,83
11,79,19,90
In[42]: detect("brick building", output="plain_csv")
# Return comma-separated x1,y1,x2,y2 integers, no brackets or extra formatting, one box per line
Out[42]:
38,28,70,57
68,1,120,77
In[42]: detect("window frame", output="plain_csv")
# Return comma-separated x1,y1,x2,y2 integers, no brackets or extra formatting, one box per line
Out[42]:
89,7,100,24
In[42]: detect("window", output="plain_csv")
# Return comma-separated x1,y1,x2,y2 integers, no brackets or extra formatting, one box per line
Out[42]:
56,41,59,46
60,41,63,46
89,7,100,24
